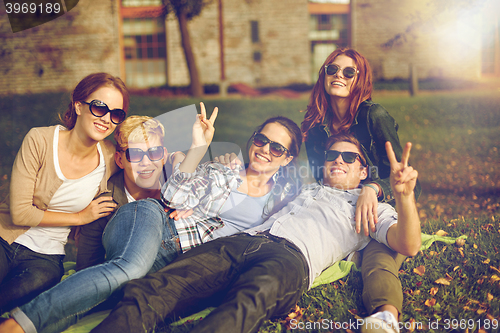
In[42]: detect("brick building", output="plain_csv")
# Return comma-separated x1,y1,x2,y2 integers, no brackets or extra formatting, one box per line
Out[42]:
350,0,500,80
0,0,498,95
0,0,122,95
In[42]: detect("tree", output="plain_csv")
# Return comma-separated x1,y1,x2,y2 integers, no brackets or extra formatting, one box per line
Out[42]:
162,0,212,97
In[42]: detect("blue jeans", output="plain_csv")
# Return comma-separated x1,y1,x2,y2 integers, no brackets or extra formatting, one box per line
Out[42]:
12,199,180,333
91,233,310,333
0,237,63,315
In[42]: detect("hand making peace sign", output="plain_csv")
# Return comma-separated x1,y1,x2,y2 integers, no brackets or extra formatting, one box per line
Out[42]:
386,141,418,197
191,102,219,148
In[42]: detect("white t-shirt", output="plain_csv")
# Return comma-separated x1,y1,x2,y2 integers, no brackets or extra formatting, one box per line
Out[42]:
15,126,105,255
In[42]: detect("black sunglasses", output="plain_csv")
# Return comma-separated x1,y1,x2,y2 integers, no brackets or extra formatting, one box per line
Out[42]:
324,64,359,79
82,100,126,125
325,150,364,165
252,133,289,157
125,146,164,163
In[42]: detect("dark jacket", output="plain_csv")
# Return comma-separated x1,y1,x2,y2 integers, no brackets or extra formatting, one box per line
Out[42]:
75,171,128,271
305,100,421,206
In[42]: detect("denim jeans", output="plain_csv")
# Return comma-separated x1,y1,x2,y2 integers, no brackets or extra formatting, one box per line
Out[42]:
12,199,180,333
0,237,63,315
91,233,310,333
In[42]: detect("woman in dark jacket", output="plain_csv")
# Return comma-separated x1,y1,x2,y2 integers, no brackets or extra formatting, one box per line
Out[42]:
302,48,421,331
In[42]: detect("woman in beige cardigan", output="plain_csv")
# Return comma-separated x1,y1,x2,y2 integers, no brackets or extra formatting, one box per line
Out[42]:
0,73,129,314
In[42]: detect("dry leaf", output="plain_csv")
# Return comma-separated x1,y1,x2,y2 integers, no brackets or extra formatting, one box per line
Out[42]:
425,298,436,307
414,290,421,295
477,308,486,314
478,329,488,333
490,266,500,274
473,244,478,249
429,251,437,256
491,275,500,282
458,247,464,257
454,266,460,271
414,265,425,276
435,230,448,236
435,278,451,285
487,293,493,301
430,287,439,295
483,258,491,264
446,273,453,280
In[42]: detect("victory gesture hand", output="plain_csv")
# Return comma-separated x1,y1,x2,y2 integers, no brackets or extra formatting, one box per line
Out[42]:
191,102,218,148
386,141,418,197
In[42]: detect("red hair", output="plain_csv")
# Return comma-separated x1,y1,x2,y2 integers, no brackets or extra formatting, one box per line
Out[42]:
301,48,373,141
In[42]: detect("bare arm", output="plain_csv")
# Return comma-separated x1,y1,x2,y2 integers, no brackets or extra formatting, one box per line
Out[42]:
178,102,218,174
385,141,421,256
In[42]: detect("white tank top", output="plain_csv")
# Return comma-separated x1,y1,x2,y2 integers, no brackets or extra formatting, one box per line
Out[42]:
15,126,105,255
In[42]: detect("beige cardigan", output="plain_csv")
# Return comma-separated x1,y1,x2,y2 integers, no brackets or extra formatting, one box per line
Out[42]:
0,126,118,244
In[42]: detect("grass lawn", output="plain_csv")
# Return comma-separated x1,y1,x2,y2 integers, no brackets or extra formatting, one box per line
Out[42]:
0,89,499,332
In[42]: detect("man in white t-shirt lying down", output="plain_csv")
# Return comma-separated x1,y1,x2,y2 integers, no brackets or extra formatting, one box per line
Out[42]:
90,132,421,333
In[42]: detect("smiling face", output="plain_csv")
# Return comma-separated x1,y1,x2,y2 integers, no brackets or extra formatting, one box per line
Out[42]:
74,86,124,143
247,122,294,176
323,141,367,190
323,54,357,100
116,137,167,196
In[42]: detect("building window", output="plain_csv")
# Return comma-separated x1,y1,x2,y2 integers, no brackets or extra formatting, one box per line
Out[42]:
251,20,260,43
123,17,167,88
317,14,332,31
122,0,162,7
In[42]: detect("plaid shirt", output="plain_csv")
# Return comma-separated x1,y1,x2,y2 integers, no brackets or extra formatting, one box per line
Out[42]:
161,162,242,252
161,162,292,252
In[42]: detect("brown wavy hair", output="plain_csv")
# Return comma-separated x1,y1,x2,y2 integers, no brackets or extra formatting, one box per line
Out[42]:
301,48,373,141
60,73,130,130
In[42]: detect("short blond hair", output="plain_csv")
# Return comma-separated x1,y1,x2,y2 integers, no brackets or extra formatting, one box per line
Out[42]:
114,115,165,151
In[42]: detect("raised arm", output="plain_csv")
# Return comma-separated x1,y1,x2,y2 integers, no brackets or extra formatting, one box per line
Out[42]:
385,141,421,256
178,102,218,173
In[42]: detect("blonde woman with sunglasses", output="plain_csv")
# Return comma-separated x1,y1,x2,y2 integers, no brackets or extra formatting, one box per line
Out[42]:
302,48,421,332
0,73,128,315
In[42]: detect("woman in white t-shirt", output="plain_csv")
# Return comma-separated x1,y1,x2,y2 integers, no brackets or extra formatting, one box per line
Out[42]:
0,73,129,314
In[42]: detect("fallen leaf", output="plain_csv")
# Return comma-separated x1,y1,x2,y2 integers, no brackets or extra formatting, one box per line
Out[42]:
487,293,493,301
473,244,478,249
435,278,451,285
454,266,460,271
414,265,425,276
445,273,453,280
477,308,486,314
430,287,439,295
490,266,500,274
435,230,448,236
458,247,464,257
425,298,436,306
483,258,491,264
414,290,421,295
491,275,500,282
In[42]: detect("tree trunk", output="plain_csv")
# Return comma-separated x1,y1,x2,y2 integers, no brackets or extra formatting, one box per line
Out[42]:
177,10,203,97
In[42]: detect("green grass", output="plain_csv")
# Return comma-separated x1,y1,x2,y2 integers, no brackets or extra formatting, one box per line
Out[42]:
1,90,499,332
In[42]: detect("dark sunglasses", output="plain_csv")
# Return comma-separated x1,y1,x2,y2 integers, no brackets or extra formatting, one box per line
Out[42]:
125,146,164,163
252,133,289,157
325,150,364,165
82,100,126,125
324,64,359,79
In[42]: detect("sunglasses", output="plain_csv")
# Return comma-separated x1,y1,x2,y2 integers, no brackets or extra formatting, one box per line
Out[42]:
325,150,364,165
82,100,126,125
252,133,289,157
125,146,164,163
324,64,359,79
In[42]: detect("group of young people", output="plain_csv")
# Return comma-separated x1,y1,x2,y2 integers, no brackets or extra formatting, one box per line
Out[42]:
0,48,421,333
